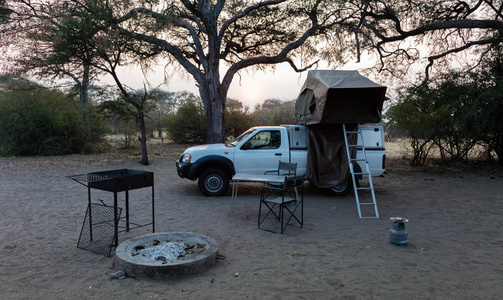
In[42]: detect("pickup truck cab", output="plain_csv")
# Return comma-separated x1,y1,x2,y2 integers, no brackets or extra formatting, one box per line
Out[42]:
176,125,386,196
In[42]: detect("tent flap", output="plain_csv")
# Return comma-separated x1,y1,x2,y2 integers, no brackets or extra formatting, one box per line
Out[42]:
306,124,358,188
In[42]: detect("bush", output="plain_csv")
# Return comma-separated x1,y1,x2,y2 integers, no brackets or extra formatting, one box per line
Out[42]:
253,99,296,126
225,99,256,139
388,70,503,165
0,81,92,156
166,98,207,144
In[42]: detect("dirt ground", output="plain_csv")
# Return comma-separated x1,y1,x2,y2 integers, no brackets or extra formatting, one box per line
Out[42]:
0,141,502,299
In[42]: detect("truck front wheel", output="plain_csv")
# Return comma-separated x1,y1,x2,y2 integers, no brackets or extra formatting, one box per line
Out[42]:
326,177,356,196
198,167,230,196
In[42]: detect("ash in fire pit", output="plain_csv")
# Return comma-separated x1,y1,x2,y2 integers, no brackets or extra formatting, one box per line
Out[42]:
132,240,206,263
114,232,218,279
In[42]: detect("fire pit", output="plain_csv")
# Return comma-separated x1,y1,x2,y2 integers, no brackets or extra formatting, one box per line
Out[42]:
114,232,218,279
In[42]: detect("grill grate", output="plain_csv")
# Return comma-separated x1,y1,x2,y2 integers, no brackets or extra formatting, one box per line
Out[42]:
68,173,115,183
77,203,122,257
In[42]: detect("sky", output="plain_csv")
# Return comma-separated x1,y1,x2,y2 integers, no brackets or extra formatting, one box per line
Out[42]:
100,58,379,109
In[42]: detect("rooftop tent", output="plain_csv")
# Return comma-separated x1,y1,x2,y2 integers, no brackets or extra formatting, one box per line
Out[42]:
295,70,387,125
295,70,387,189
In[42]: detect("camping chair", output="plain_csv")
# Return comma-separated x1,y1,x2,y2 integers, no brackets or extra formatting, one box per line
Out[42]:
263,161,297,198
265,161,297,177
258,175,304,234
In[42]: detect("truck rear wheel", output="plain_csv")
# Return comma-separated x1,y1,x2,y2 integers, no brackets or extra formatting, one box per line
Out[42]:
198,167,229,196
326,177,356,196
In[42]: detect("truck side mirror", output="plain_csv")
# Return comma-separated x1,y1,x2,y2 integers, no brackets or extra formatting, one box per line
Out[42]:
241,141,251,150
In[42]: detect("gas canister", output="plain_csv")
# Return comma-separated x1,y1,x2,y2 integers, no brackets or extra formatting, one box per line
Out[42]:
390,217,408,245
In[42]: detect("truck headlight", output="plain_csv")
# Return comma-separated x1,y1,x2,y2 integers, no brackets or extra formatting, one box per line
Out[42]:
181,153,191,163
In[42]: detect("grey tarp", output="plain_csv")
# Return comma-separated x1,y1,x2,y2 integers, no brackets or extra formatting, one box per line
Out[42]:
295,70,387,188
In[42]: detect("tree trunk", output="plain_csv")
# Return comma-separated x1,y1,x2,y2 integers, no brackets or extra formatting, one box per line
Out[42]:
80,64,90,125
81,64,90,110
199,73,227,144
206,98,225,143
138,109,149,165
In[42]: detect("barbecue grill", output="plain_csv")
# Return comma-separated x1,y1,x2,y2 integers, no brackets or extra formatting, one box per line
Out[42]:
68,169,155,249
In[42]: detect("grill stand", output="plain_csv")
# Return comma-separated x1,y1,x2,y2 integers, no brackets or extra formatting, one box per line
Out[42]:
69,169,155,248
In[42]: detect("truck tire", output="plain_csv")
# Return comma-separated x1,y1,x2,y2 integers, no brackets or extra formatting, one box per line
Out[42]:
198,167,230,196
326,177,356,196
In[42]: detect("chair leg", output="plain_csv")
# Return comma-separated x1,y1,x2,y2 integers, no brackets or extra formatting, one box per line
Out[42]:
258,201,281,233
280,201,303,233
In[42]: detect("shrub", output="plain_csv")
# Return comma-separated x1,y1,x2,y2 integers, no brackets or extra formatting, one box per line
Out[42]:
0,81,91,156
224,99,256,139
166,98,207,144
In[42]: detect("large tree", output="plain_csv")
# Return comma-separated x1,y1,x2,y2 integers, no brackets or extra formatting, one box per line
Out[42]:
109,0,354,143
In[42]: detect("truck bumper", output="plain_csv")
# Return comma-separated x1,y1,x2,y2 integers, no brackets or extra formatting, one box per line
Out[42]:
176,161,195,180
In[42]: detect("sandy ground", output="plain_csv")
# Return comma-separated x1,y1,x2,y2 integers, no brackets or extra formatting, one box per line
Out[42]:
0,141,502,299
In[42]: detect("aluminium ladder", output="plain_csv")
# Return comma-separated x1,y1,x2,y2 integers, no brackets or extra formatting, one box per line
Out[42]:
342,124,379,218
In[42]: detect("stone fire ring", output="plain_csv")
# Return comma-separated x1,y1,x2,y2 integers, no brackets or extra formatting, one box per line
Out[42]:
114,232,218,279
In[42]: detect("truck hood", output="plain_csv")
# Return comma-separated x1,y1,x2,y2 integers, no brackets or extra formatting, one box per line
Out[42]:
184,143,229,152
183,143,234,162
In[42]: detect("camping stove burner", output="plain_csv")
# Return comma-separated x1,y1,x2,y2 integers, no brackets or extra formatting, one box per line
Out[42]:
114,232,218,278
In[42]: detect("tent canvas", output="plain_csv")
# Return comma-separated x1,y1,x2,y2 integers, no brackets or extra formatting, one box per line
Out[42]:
295,70,387,125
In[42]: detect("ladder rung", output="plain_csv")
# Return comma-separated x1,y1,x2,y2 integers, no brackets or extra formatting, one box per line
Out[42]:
347,144,365,148
359,203,376,205
356,187,373,190
350,158,366,162
345,131,360,134
354,172,369,176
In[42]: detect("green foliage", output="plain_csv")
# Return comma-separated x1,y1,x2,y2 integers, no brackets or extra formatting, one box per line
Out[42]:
388,56,503,165
166,98,208,144
470,73,503,161
225,99,256,138
387,84,440,165
0,80,91,156
166,96,258,143
98,88,169,147
253,99,296,126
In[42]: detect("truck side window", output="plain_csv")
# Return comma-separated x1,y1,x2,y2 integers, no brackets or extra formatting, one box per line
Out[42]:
248,130,281,149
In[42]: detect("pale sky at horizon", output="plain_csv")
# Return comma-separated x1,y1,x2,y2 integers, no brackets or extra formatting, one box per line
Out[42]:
99,58,380,109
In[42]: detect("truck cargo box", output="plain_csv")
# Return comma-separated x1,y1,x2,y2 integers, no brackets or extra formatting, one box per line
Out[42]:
358,126,385,150
282,125,309,149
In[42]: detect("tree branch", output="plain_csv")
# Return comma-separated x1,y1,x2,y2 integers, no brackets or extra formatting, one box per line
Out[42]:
218,0,288,40
220,1,322,92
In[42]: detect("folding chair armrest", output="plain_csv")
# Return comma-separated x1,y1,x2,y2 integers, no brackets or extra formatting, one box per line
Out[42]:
264,170,279,175
261,185,283,192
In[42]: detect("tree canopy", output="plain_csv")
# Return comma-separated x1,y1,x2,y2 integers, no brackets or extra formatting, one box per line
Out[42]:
106,0,356,142
357,0,503,79
0,0,11,23
3,0,503,147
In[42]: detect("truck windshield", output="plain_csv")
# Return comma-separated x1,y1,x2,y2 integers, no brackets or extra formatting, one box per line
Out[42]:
227,128,255,147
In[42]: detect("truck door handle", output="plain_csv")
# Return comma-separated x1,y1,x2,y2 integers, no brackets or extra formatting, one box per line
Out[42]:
275,153,282,156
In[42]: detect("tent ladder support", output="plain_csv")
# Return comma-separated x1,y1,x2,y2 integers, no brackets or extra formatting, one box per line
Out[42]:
343,124,379,219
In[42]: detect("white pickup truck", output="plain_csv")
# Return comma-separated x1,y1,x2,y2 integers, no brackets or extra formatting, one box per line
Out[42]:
176,125,386,196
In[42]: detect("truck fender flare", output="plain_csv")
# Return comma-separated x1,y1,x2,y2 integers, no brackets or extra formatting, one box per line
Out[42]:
190,155,235,179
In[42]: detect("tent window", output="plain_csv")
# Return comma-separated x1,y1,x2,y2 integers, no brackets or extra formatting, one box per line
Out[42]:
308,90,316,114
